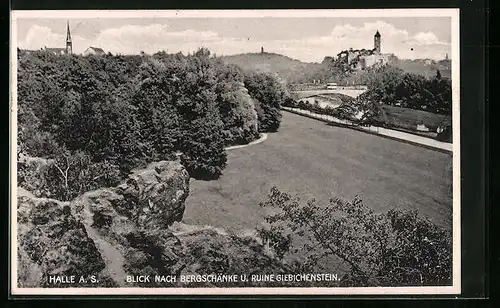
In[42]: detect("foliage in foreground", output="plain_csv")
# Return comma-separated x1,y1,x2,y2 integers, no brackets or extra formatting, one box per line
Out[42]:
258,187,452,287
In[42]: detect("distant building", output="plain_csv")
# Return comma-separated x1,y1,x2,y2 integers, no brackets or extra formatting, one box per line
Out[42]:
42,21,73,55
374,30,381,54
66,21,73,54
336,30,390,70
84,47,106,56
261,46,264,54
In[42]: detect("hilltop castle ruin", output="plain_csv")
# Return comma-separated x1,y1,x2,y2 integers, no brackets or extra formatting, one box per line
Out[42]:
336,30,391,70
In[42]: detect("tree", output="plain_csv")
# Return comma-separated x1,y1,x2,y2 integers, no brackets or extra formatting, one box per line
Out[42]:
258,187,452,287
17,47,265,193
244,72,287,132
436,69,442,80
170,49,228,179
43,149,121,201
213,62,259,145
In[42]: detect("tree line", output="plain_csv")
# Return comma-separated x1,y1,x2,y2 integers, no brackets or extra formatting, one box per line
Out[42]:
17,48,289,200
346,65,452,116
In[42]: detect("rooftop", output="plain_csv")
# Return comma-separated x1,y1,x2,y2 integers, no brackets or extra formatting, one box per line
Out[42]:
86,46,105,53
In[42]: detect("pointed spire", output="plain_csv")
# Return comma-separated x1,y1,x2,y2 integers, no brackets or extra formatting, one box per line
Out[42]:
66,20,72,43
66,20,73,54
375,30,381,37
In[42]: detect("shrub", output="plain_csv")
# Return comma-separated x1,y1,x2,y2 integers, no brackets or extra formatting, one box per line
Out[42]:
216,83,259,145
44,151,121,201
244,72,287,132
180,111,228,180
17,104,60,158
258,187,452,287
282,97,297,108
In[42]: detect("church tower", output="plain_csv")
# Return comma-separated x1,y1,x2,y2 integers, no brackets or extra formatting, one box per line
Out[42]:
66,21,73,55
374,30,381,54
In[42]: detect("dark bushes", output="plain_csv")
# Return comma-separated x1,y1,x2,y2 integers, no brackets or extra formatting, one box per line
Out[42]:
259,187,452,287
244,72,290,133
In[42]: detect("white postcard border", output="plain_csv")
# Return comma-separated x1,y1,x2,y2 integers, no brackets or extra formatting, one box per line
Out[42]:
10,8,461,296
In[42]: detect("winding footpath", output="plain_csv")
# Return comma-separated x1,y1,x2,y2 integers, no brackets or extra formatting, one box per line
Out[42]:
225,133,268,151
81,205,128,287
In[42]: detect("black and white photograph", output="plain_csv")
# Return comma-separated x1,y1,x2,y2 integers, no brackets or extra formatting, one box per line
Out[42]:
10,9,460,295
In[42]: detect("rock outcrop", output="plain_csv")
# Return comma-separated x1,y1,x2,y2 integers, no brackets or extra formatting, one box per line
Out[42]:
115,160,190,229
17,160,289,288
17,192,113,287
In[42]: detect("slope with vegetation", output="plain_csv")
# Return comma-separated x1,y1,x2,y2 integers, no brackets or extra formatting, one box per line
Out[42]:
222,52,451,85
222,52,321,84
258,187,452,287
17,47,289,196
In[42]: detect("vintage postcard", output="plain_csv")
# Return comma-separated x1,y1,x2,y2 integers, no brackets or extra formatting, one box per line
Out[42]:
10,9,460,296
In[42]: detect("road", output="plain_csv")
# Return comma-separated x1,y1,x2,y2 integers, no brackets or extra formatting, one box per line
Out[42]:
183,111,453,233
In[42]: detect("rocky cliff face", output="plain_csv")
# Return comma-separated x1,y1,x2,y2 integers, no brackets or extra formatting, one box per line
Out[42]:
17,160,286,288
17,190,113,287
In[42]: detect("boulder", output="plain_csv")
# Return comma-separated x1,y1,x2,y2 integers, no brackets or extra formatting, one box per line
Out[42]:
115,160,190,229
17,194,109,287
71,187,186,287
17,159,294,288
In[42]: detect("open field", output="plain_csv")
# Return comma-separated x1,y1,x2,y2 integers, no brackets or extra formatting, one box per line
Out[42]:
183,112,453,233
377,104,452,132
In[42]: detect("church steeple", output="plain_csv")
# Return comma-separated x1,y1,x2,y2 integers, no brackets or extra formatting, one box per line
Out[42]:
66,21,72,54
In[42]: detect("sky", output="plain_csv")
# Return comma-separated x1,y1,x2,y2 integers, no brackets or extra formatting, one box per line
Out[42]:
15,16,452,63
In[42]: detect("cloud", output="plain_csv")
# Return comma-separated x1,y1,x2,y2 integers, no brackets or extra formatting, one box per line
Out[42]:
21,25,86,51
18,20,451,62
207,20,450,61
290,20,450,61
410,31,446,45
18,23,225,55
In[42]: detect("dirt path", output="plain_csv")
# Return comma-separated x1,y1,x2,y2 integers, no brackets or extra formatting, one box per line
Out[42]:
81,206,128,287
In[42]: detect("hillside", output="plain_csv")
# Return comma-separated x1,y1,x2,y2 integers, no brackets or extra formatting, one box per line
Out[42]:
221,52,320,84
221,52,451,84
390,58,451,79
